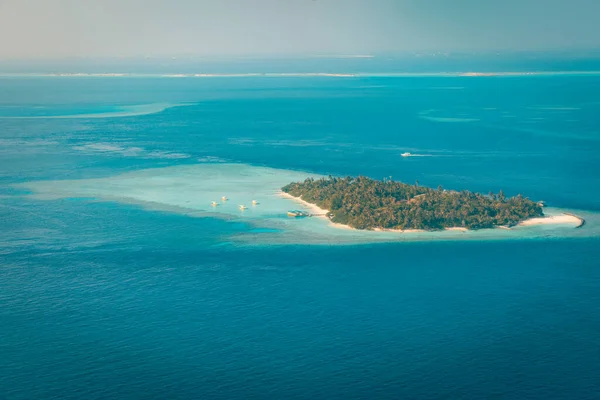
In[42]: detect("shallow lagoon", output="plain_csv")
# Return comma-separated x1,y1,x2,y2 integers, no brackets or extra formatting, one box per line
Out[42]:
17,162,597,245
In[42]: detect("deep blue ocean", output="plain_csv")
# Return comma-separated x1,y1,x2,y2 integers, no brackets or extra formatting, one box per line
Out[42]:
1,60,600,399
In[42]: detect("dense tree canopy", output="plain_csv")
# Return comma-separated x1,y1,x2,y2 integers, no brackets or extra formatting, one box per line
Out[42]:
282,176,543,230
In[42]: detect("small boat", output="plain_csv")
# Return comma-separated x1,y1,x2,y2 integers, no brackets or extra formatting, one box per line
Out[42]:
239,205,248,210
252,200,258,205
401,152,412,157
211,201,218,206
287,210,310,218
221,196,228,201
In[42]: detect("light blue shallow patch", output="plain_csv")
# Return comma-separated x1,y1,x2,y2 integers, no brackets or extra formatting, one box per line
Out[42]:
14,163,598,245
0,103,194,119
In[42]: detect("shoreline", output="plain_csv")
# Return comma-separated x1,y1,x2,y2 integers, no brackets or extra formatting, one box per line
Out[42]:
516,213,583,227
564,212,586,228
279,191,584,233
278,191,331,218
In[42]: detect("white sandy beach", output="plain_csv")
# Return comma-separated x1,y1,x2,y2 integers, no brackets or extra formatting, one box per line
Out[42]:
445,227,469,232
279,191,366,231
517,213,583,227
278,192,330,216
373,227,425,233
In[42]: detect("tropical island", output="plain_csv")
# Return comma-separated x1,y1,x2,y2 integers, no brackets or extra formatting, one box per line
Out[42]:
281,176,544,231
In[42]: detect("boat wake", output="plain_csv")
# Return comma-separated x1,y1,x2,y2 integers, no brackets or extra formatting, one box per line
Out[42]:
400,152,437,158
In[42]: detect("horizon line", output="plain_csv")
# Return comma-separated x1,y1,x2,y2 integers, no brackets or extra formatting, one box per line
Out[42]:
2,71,600,78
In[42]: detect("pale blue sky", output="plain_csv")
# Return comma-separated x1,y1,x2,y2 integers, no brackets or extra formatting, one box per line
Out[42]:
0,0,599,59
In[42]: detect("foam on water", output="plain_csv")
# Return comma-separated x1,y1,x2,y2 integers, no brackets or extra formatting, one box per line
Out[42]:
15,163,598,245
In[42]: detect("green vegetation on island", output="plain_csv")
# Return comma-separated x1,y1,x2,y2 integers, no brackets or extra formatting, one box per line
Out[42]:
282,176,543,230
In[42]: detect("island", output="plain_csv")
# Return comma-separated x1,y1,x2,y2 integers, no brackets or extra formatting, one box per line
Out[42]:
281,176,544,231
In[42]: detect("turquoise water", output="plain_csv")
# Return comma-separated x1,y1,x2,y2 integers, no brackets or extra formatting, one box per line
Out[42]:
1,72,600,399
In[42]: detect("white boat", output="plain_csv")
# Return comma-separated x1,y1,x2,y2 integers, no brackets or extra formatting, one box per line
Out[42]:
401,152,412,157
252,200,258,205
239,205,248,210
211,201,218,206
221,196,228,201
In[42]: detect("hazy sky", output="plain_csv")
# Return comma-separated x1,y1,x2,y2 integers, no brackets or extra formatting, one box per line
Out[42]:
0,0,599,59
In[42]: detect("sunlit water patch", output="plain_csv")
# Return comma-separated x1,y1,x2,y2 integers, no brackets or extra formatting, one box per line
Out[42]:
14,163,598,245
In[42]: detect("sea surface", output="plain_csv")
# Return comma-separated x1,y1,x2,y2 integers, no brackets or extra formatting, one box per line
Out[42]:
1,61,600,399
